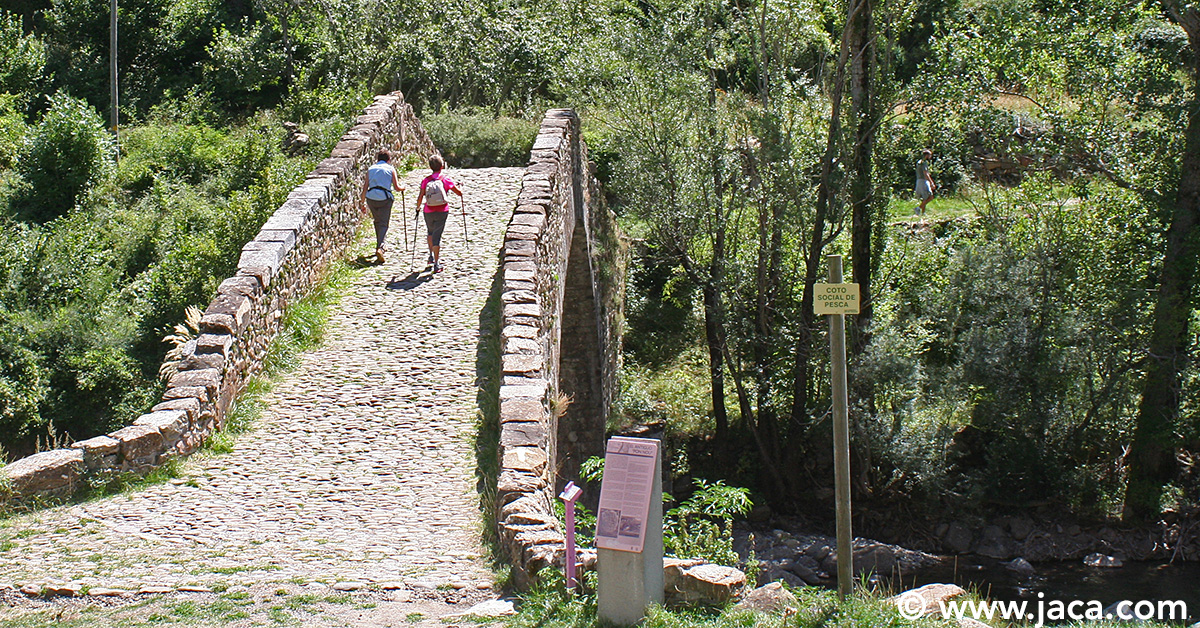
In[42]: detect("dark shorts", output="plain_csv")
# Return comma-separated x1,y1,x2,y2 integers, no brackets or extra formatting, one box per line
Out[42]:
424,211,449,247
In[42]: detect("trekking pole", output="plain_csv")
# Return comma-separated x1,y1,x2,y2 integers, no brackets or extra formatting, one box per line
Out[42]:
400,189,407,252
410,207,420,271
460,196,470,251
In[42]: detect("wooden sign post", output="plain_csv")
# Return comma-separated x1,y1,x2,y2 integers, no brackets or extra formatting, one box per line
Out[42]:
814,255,857,601
596,436,663,625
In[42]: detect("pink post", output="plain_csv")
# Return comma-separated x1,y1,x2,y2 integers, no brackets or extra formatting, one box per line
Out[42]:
559,482,583,591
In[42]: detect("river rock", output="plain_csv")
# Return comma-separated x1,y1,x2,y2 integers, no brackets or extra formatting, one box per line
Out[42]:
665,561,746,605
1004,557,1036,577
788,556,821,584
1008,517,1035,541
853,542,898,575
974,525,1018,559
733,582,799,614
943,522,973,554
767,545,795,560
762,566,805,588
794,555,820,572
1083,553,1122,568
889,583,966,618
804,541,831,562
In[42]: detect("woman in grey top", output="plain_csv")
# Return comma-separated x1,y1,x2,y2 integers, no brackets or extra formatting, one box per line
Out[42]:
360,149,405,263
915,149,936,216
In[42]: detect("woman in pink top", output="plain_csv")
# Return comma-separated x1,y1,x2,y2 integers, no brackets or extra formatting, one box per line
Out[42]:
414,154,463,273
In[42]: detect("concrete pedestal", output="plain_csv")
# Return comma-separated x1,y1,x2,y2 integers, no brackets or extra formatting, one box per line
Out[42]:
597,441,663,625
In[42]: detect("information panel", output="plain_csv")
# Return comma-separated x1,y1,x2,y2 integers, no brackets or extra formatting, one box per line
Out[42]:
595,436,659,553
813,282,861,315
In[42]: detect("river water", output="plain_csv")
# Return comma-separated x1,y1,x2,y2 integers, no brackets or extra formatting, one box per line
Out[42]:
896,558,1200,623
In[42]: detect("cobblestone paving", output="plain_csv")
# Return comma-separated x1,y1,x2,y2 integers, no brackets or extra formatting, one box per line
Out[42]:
0,168,521,620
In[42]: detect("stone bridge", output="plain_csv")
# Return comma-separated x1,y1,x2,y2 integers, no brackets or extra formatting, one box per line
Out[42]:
0,94,625,610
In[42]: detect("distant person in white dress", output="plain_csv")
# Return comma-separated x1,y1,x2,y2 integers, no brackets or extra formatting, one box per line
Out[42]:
915,149,937,216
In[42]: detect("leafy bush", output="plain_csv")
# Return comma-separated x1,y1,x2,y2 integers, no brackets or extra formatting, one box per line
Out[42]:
665,479,751,566
0,311,49,447
858,177,1158,513
421,111,537,168
616,353,712,438
0,10,46,95
116,123,228,194
573,456,750,567
0,94,28,170
15,94,114,223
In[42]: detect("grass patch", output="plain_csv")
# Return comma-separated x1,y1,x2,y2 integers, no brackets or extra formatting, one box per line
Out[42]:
285,593,321,609
204,564,282,575
76,457,187,502
267,606,296,625
887,192,981,222
504,577,1187,628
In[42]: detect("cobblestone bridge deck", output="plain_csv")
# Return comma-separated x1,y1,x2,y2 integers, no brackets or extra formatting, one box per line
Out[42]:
0,167,522,625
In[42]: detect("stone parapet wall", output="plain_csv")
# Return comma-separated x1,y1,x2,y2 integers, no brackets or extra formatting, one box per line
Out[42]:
495,109,626,585
1,92,436,503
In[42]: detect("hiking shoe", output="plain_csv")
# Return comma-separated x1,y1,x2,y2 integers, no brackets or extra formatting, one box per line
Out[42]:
376,247,385,264
427,254,435,265
433,261,444,273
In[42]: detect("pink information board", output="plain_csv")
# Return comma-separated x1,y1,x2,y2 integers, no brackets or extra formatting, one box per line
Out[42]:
595,436,659,553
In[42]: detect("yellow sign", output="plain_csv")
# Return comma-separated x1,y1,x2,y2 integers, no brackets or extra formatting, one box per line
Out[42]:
813,283,860,315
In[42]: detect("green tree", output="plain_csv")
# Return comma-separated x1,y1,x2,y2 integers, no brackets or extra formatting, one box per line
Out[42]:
1125,0,1200,522
0,9,46,95
16,93,114,223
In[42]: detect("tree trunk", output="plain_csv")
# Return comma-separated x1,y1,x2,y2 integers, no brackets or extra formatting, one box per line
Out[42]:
703,281,729,447
791,2,855,425
848,0,876,355
1123,1,1200,522
704,18,730,458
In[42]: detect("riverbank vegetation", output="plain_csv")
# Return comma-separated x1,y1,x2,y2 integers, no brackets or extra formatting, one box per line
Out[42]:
1,0,1197,533
594,0,1200,530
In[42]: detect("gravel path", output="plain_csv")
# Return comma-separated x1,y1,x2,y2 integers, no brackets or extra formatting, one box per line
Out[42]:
0,167,522,626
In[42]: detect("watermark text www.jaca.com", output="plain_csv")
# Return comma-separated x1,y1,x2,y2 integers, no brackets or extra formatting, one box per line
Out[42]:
896,590,1189,627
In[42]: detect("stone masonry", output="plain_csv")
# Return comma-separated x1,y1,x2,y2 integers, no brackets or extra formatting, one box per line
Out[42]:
0,104,627,597
0,167,517,598
494,109,626,585
1,92,436,501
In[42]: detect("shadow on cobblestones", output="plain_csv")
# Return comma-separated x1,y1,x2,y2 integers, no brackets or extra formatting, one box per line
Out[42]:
475,267,504,570
386,271,433,291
